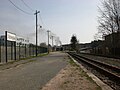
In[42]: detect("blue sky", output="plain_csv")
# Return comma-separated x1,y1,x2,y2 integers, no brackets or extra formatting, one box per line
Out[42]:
0,0,100,45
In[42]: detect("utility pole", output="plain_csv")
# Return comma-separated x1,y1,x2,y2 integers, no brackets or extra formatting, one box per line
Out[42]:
47,30,50,53
34,10,40,56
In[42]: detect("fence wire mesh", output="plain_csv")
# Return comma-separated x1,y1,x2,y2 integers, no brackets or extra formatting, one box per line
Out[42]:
0,31,48,63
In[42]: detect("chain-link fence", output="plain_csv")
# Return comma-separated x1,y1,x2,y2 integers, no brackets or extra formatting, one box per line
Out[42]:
0,41,47,63
0,31,48,63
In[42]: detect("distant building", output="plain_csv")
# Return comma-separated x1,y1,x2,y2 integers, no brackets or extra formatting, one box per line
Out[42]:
104,32,120,55
79,43,92,53
105,32,120,48
16,36,29,46
0,35,11,46
0,35,29,46
62,44,71,51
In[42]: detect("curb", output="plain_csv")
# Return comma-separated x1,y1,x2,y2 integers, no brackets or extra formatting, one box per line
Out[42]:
68,54,113,90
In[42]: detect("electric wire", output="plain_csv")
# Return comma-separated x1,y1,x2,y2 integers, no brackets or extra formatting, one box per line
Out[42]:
22,0,61,45
8,0,33,15
38,14,61,44
8,0,61,45
20,0,34,12
39,14,49,29
38,13,50,37
39,14,44,26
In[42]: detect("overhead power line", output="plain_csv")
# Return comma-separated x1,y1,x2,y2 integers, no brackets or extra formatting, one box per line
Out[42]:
20,0,34,11
39,14,49,30
8,0,33,15
39,14,44,26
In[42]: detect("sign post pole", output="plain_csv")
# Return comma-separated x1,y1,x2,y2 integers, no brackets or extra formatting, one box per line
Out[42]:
0,38,1,62
14,41,16,60
6,31,16,61
5,31,7,63
11,41,13,60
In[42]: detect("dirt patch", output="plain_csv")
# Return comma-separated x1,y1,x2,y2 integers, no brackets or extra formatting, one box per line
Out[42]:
41,62,101,90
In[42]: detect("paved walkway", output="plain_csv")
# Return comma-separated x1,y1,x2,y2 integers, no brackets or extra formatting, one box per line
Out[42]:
0,52,69,90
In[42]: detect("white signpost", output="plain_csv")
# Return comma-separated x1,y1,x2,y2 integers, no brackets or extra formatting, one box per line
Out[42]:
7,32,16,41
5,31,16,62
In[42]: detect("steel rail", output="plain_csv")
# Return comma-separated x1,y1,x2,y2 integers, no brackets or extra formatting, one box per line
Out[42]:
76,53,120,75
68,52,120,84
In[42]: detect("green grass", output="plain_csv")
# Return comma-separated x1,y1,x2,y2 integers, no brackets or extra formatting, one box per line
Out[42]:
0,53,48,66
38,53,48,57
20,53,48,60
63,81,70,84
68,57,87,77
68,56,102,90
68,56,79,66
96,86,102,90
86,76,95,83
0,60,17,66
86,76,101,90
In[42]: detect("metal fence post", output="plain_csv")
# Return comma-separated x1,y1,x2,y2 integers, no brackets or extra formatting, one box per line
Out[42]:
29,44,31,57
19,43,20,60
11,41,13,60
25,44,26,57
14,41,16,60
38,46,40,54
5,31,7,63
32,45,33,56
33,45,34,56
0,38,1,62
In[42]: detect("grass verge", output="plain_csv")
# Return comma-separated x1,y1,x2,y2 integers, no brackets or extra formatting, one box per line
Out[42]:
68,56,102,90
0,53,48,67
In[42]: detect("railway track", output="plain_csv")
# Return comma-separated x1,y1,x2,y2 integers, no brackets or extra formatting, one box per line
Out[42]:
68,52,120,90
78,53,120,68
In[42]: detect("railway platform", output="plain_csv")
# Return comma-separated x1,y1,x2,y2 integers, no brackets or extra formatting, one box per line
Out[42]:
42,52,113,90
0,52,112,90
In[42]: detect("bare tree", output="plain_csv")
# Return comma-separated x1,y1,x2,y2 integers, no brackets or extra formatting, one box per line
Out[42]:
98,0,120,37
94,33,103,40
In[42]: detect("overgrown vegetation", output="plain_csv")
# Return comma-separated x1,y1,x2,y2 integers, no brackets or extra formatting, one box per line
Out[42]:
95,0,120,40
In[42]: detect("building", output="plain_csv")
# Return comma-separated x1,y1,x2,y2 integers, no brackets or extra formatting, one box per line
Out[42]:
0,35,11,46
16,36,29,46
104,32,120,55
0,35,29,46
62,43,92,52
62,44,71,51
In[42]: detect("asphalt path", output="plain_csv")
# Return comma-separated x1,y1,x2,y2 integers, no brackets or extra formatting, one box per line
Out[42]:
0,52,68,90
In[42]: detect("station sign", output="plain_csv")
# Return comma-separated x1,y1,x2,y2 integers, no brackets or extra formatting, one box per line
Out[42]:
7,32,16,41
